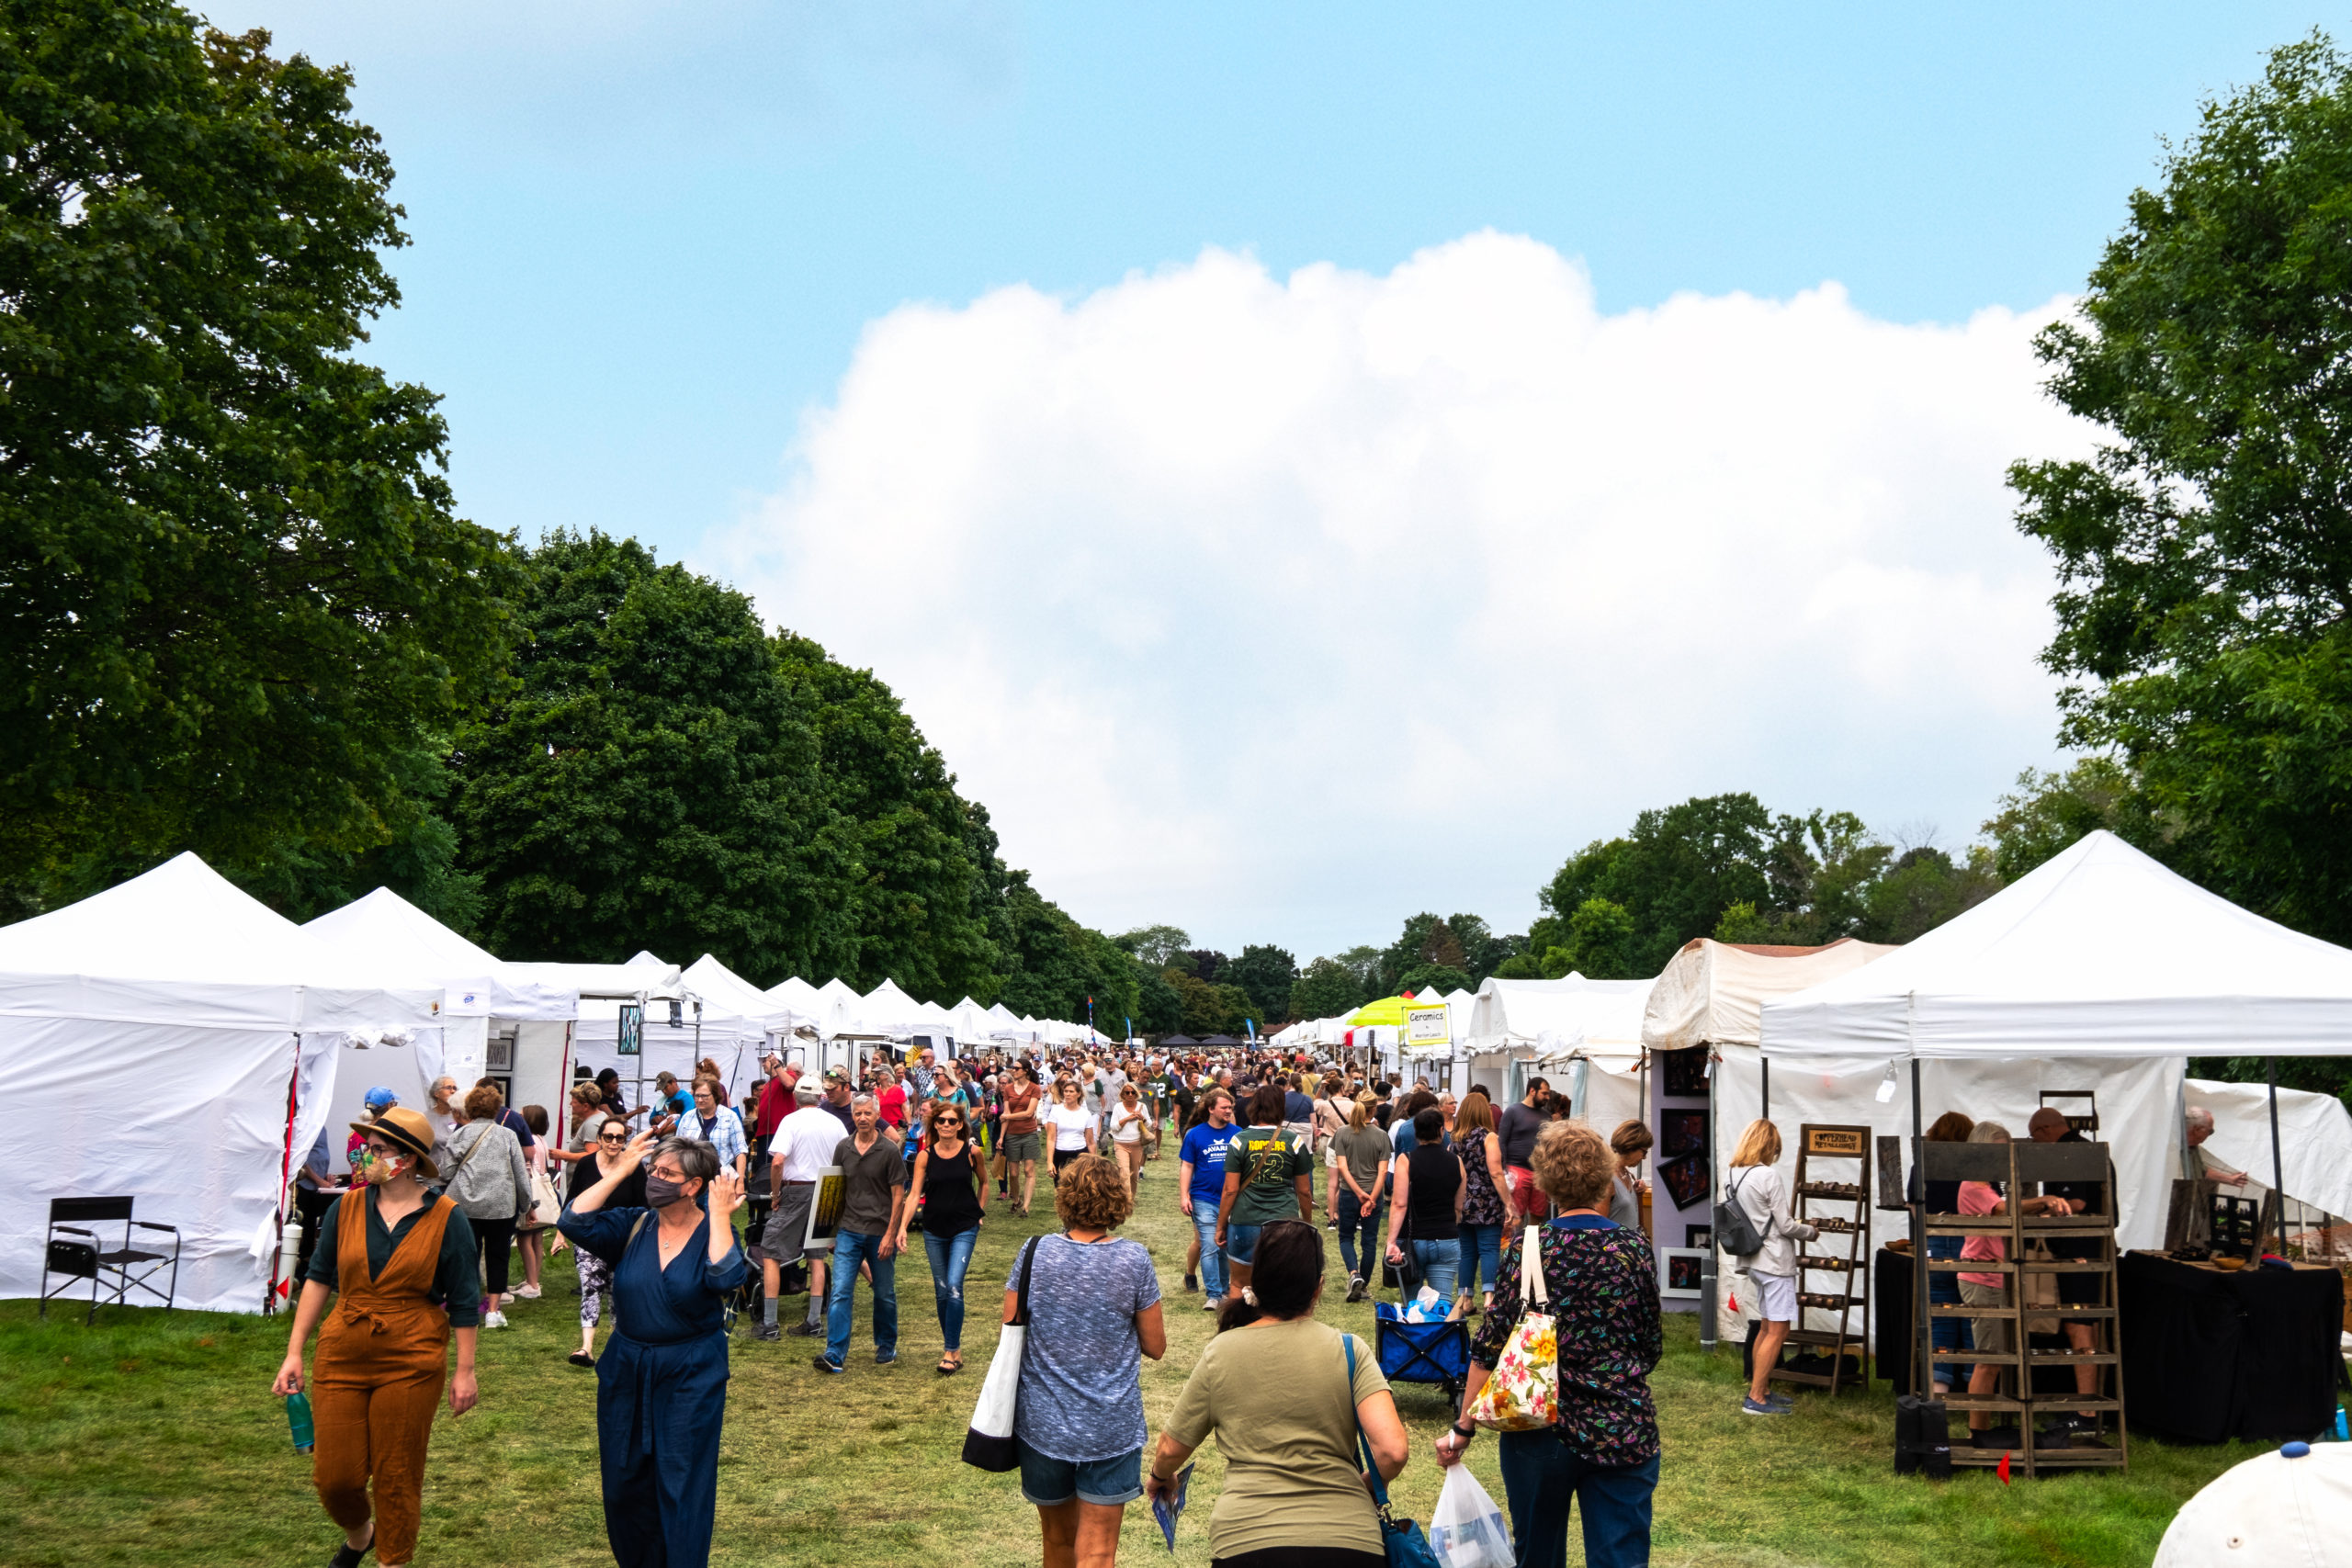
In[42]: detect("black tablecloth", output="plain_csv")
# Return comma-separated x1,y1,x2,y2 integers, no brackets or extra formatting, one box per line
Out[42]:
2118,1252,2345,1443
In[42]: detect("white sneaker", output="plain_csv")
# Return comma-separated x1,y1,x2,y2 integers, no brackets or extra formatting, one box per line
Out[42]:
483,1309,510,1329
512,1284,542,1300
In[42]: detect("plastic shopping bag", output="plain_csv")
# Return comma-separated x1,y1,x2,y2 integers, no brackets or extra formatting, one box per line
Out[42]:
1428,1464,1514,1568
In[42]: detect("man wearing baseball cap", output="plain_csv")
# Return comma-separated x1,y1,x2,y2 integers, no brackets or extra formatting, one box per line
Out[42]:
820,1068,856,1134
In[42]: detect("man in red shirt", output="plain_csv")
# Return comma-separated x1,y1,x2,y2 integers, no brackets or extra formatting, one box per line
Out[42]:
752,1052,796,1145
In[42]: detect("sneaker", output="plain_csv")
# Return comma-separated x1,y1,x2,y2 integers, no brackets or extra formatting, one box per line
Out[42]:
1203,1296,1222,1313
511,1283,543,1300
1971,1426,2020,1450
811,1355,844,1374
1345,1278,1368,1303
786,1321,821,1337
1182,1274,1198,1293
1741,1396,1788,1416
752,1323,781,1342
482,1309,509,1329
1763,1392,1793,1408
875,1349,898,1365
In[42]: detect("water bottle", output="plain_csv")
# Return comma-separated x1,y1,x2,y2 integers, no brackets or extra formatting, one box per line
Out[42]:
2335,1405,2347,1442
286,1391,314,1452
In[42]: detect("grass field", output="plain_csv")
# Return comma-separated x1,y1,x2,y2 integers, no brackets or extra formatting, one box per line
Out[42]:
0,1160,2279,1568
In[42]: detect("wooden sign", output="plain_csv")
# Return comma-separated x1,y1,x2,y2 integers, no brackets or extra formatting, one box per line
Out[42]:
1804,1125,1868,1158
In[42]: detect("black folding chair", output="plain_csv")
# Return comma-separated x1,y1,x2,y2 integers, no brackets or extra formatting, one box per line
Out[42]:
42,1196,181,1323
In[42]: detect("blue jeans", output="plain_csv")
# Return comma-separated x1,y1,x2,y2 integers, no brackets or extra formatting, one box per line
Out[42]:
1925,1234,1972,1388
1191,1212,1229,1300
823,1229,898,1367
1336,1201,1385,1280
1410,1237,1458,1302
1457,1222,1503,1300
1497,1429,1657,1568
923,1227,978,1352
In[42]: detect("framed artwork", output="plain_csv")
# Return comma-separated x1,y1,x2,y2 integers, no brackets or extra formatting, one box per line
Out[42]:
1685,1225,1712,1252
1657,1152,1710,1212
1660,1247,1704,1300
1661,1049,1708,1099
1661,1108,1708,1158
802,1165,847,1255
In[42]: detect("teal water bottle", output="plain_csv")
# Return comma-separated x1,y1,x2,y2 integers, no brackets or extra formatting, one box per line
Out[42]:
286,1391,314,1452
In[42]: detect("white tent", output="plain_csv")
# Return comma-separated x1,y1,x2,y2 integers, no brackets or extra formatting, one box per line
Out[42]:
0,854,442,1314
304,889,580,1163
1462,974,1655,1131
2186,1077,2352,1228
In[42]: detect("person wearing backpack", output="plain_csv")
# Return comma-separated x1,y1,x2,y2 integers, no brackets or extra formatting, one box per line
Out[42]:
1724,1119,1816,1416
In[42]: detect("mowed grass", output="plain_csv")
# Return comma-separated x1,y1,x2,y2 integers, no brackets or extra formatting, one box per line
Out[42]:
0,1159,2281,1568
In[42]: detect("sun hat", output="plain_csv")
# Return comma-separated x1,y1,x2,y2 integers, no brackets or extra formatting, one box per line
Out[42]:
349,1106,440,1179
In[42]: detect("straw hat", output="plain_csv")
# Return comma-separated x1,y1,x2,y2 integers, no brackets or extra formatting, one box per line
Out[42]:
350,1106,440,1179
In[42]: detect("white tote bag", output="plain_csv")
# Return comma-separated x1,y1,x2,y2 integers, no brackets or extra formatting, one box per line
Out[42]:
963,1235,1042,1472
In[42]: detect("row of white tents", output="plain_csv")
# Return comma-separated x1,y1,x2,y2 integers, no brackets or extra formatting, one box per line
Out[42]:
0,852,1109,1315
1277,831,2352,1338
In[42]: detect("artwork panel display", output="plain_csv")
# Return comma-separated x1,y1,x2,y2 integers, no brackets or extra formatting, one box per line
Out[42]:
802,1165,847,1255
1661,1247,1704,1299
1685,1225,1712,1252
1656,1152,1710,1212
1661,1108,1708,1158
1660,1049,1708,1099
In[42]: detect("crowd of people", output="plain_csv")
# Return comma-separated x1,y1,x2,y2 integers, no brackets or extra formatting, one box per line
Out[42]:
274,1043,1725,1568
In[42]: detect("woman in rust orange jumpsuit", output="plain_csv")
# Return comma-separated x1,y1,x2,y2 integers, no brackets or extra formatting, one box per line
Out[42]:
274,1106,481,1568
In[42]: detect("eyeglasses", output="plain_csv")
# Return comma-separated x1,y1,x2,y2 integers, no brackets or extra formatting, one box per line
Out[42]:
650,1166,687,1183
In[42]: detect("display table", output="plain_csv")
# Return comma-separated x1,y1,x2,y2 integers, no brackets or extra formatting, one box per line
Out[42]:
2118,1251,2345,1443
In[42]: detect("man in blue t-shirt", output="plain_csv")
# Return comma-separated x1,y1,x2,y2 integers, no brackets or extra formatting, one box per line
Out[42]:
1177,1089,1238,1308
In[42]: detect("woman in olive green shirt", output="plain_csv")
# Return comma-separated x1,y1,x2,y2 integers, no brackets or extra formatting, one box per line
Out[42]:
1148,1220,1409,1568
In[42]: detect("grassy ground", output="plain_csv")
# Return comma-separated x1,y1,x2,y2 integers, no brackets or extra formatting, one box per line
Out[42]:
0,1157,2282,1568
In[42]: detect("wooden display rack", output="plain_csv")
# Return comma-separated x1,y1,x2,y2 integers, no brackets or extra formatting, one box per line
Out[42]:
1919,1137,2129,1476
1772,1122,1871,1396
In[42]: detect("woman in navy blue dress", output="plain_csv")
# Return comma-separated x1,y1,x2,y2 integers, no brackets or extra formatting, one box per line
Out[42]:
560,1132,748,1568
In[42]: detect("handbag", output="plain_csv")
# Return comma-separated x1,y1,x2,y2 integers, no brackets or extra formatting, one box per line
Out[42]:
2021,1238,2062,1336
520,1167,562,1231
1344,1334,1444,1568
1465,1226,1557,1430
962,1235,1043,1472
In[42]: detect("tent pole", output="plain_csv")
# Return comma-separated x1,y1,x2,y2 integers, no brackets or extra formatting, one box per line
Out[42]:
2267,1056,2286,1247
1699,1048,1718,1354
1911,1057,1928,1400
1760,1058,1770,1122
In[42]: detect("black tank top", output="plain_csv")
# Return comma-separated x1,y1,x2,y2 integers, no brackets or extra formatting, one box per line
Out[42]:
922,1143,983,1236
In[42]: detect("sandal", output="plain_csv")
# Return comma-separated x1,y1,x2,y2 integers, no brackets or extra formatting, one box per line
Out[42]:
937,1355,963,1374
330,1524,376,1568
568,1351,596,1369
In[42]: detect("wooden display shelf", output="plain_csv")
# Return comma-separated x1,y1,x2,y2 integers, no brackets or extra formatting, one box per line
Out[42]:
1767,1124,1871,1397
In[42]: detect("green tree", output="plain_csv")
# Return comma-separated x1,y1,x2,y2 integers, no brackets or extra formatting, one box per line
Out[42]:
448,533,853,982
1225,943,1298,1022
0,9,517,906
1288,955,1367,1021
1113,925,1192,970
2008,35,2352,946
774,634,998,1000
1858,847,2002,944
1980,759,2164,884
1533,795,1776,974
1396,963,1474,996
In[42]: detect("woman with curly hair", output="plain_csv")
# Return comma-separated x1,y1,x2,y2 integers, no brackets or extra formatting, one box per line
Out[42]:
1007,1155,1168,1568
1435,1120,1661,1568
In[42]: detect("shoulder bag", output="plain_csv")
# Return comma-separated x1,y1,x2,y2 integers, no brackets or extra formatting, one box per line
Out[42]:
962,1235,1043,1472
1713,1168,1770,1259
1465,1225,1558,1430
1344,1334,1443,1568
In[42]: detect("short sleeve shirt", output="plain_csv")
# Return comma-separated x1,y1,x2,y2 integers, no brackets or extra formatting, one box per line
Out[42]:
1009,1235,1161,1461
832,1133,910,1236
1181,1122,1237,1207
1227,1125,1313,1225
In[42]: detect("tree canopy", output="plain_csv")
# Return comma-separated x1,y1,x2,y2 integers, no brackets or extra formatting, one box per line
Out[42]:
0,9,516,912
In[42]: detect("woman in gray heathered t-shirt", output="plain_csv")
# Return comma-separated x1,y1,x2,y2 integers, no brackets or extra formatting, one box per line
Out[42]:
1005,1154,1168,1568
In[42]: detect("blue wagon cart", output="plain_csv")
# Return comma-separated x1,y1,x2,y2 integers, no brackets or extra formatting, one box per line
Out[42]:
1373,1296,1471,1407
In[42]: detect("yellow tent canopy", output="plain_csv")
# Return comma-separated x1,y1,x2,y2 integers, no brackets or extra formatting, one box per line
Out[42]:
1347,993,1444,1028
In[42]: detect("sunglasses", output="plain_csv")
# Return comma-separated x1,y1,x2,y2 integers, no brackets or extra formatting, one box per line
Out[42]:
935,1116,965,1127
598,1132,628,1144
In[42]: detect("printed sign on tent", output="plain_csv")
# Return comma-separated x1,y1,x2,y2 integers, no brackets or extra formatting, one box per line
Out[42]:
1406,1006,1451,1046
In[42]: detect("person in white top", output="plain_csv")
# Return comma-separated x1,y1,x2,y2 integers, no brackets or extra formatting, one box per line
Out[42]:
1108,1083,1150,1201
757,1084,854,1341
1045,1080,1099,1186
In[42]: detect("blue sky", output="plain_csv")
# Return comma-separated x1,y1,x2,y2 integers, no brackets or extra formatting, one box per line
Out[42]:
212,3,2347,960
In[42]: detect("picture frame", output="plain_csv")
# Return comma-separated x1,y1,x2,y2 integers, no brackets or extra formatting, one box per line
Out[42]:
1661,1247,1704,1300
802,1165,847,1255
1661,1108,1708,1158
1661,1048,1707,1099
1657,1152,1710,1212
1685,1225,1712,1252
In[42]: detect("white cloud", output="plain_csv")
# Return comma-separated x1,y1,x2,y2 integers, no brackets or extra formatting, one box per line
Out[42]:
715,231,2091,957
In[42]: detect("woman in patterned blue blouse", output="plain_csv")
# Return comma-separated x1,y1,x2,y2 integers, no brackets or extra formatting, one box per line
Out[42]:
1435,1119,1662,1568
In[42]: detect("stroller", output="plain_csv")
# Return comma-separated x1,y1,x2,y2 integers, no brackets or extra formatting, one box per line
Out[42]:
1371,1277,1471,1407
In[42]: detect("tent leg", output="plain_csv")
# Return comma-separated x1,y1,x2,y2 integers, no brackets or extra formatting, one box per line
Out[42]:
2267,1057,2286,1247
1699,1050,1718,1354
1911,1059,1928,1400
1760,1058,1770,1122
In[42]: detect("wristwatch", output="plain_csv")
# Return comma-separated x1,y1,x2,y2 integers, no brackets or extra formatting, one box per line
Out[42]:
1449,1421,1476,1441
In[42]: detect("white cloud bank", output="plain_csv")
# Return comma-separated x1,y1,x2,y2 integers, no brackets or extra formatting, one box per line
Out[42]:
718,231,2091,957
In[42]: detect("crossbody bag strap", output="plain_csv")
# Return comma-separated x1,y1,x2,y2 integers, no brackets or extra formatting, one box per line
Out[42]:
1343,1334,1398,1513
444,1123,492,1186
1520,1224,1547,1308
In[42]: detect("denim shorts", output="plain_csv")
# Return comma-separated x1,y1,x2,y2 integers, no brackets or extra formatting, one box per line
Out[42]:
1224,1222,1264,1266
1017,1440,1143,1506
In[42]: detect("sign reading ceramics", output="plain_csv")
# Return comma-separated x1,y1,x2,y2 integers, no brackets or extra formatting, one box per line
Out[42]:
1405,1006,1451,1047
